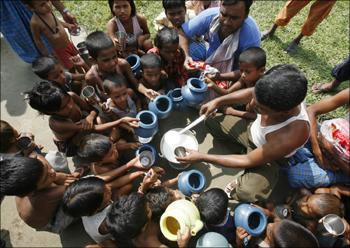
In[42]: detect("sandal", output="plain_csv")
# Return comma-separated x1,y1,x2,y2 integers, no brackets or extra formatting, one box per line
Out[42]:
224,179,238,199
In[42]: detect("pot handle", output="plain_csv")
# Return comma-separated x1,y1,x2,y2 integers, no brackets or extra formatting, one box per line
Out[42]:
158,152,164,158
190,130,196,136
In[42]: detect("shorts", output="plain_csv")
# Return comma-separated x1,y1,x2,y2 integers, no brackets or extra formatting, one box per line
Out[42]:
53,42,78,70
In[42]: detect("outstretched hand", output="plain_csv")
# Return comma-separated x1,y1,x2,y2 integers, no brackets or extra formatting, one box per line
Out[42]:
175,148,203,164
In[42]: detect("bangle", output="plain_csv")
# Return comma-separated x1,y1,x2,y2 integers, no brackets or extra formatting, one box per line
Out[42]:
62,8,70,14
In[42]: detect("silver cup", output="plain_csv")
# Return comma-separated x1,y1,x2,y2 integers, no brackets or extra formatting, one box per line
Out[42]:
116,31,127,53
318,214,345,237
82,86,100,103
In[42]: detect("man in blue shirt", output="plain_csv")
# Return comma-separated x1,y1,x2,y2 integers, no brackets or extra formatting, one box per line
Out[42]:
179,0,260,81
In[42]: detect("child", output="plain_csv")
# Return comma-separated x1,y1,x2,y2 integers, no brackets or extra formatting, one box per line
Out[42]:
194,188,235,244
235,220,319,248
32,56,86,95
206,47,266,120
84,31,158,101
23,0,80,71
106,0,153,56
62,177,114,246
0,120,41,156
103,74,141,119
1,154,79,233
77,133,140,175
154,0,206,61
106,193,191,248
26,81,138,157
139,54,172,95
148,27,188,87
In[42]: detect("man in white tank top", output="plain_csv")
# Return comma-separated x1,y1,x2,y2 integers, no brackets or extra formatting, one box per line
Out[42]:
176,64,310,203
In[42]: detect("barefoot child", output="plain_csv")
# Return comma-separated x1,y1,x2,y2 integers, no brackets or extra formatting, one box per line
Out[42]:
77,133,140,176
106,0,153,56
24,0,80,71
26,82,138,157
1,155,79,233
139,54,173,95
148,27,188,87
32,56,86,95
85,31,158,101
206,47,266,120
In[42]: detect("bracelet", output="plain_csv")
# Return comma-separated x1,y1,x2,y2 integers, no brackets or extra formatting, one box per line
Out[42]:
62,8,70,14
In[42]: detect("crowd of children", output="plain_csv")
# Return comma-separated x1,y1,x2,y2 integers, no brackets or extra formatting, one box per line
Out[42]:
1,0,349,248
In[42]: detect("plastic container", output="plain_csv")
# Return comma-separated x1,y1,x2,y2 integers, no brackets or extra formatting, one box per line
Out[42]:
126,54,141,77
181,78,208,108
234,204,267,237
135,111,158,143
177,169,206,196
148,95,173,119
160,199,203,241
167,88,186,110
135,144,157,168
196,232,232,248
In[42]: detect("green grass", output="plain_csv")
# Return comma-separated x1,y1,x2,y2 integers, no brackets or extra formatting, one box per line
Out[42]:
65,0,349,119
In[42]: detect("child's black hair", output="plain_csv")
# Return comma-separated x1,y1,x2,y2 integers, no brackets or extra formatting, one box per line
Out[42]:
108,0,136,17
21,0,35,7
126,34,138,50
26,81,66,114
222,0,253,15
77,133,112,163
140,54,162,70
0,155,43,197
103,74,128,95
273,220,319,247
85,31,114,59
255,64,307,112
107,193,148,247
32,56,58,80
145,187,173,221
239,47,266,69
62,176,106,218
195,188,228,226
162,0,186,11
0,120,15,153
154,27,179,49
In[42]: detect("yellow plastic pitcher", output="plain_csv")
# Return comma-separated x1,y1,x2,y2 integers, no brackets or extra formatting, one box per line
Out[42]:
160,199,203,241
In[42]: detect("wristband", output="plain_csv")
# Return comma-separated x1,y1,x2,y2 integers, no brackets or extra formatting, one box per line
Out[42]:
62,8,70,14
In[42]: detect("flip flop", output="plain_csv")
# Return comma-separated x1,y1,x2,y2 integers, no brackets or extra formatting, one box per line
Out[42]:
312,83,333,94
224,179,238,199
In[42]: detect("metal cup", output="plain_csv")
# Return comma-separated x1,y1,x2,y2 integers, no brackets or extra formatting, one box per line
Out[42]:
116,31,127,52
174,146,187,158
82,86,100,103
318,214,345,237
76,41,89,62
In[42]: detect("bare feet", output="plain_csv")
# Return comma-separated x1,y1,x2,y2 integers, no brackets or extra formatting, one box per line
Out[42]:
312,80,337,93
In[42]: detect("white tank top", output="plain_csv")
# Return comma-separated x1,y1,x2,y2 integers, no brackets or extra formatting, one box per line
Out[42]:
115,16,143,37
250,102,310,157
82,204,113,243
107,95,137,118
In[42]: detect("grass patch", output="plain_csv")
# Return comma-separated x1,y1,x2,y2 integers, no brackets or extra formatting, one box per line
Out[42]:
66,0,349,119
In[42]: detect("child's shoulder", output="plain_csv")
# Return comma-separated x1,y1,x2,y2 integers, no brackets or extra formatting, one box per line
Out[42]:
136,14,147,23
117,58,130,69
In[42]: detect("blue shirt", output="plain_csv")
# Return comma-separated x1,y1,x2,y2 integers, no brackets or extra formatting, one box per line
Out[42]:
182,7,261,70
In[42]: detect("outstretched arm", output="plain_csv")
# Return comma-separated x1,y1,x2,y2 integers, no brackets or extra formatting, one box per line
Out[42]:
307,88,349,165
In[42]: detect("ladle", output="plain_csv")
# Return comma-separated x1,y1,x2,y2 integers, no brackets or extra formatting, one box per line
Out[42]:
178,109,217,135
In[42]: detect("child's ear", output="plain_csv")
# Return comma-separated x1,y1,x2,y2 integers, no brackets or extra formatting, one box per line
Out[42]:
259,66,266,76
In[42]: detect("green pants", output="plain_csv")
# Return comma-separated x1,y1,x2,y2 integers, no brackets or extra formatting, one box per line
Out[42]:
206,113,280,203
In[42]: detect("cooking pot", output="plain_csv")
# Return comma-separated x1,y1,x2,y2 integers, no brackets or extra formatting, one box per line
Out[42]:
159,128,198,170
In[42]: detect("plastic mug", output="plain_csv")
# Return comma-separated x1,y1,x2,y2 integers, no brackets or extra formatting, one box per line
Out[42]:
82,86,100,103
